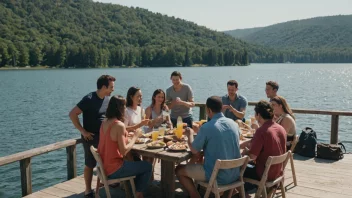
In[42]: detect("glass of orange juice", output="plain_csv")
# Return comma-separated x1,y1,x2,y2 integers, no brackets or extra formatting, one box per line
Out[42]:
199,119,207,126
175,128,182,139
152,131,159,141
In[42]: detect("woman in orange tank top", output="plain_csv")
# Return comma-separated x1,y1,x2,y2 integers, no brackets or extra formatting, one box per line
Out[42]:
98,95,152,198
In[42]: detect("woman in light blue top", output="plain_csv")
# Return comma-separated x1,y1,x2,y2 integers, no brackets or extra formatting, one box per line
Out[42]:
145,89,173,130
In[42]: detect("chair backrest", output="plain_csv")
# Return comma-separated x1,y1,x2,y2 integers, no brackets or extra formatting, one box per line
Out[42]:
207,156,250,188
261,151,291,182
290,135,299,152
90,146,109,182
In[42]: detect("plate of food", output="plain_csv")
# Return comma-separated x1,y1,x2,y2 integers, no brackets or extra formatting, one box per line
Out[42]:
165,128,174,135
135,138,149,144
146,141,166,149
163,135,174,142
140,133,152,138
168,142,188,152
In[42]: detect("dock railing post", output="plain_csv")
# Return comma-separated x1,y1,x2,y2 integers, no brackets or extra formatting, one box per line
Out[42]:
66,145,77,180
330,115,339,144
199,104,207,120
20,158,32,196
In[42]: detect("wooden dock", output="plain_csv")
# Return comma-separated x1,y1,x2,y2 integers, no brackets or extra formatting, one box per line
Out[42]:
1,103,351,198
23,154,352,198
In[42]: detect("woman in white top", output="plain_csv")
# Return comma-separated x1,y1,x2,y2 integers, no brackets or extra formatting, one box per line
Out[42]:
124,87,149,132
145,89,172,130
271,96,296,150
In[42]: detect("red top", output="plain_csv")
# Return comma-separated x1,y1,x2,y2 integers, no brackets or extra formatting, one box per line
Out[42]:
98,119,127,176
250,120,287,181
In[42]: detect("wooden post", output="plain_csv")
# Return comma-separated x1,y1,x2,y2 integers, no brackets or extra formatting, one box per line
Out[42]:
66,145,77,180
161,160,176,198
20,158,32,196
330,115,339,144
199,105,206,120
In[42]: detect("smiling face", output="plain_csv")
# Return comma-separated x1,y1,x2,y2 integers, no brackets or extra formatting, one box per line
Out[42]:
227,84,238,97
271,100,283,115
154,92,165,105
103,81,115,96
132,90,142,106
171,76,182,87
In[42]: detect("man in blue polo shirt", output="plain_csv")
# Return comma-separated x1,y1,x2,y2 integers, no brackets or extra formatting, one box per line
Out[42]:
175,96,241,198
222,80,248,121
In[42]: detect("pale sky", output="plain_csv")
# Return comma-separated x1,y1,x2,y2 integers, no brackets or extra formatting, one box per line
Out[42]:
95,0,352,31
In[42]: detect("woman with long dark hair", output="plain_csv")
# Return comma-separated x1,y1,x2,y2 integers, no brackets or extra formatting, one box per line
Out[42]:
124,87,150,132
97,95,152,198
145,89,172,129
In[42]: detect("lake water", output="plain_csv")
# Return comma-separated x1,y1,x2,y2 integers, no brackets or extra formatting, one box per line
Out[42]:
0,64,352,198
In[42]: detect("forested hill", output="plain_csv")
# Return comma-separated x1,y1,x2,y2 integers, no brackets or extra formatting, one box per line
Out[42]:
224,15,352,63
0,0,277,68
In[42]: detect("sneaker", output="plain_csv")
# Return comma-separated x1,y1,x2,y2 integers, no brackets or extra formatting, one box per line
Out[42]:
84,190,94,198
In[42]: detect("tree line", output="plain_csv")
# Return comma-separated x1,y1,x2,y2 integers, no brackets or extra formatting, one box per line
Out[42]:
0,41,250,67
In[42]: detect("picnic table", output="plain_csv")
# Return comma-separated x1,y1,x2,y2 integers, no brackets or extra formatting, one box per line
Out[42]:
131,141,192,198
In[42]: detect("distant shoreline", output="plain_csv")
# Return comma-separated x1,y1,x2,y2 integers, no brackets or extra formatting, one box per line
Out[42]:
0,64,249,70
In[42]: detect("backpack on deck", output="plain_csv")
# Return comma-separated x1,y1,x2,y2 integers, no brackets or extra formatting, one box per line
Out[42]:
294,127,317,158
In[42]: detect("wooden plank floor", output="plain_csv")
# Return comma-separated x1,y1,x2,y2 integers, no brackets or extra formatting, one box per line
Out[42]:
24,154,352,198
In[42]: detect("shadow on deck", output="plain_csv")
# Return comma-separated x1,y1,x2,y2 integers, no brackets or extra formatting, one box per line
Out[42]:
24,154,352,198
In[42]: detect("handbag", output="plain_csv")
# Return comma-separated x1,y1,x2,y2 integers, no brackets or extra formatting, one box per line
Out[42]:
316,142,346,160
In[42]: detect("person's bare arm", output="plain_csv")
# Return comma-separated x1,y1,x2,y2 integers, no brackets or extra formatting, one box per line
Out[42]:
125,119,150,132
240,139,251,149
184,127,199,155
229,105,245,120
69,106,94,140
179,97,195,108
115,123,138,156
281,117,294,135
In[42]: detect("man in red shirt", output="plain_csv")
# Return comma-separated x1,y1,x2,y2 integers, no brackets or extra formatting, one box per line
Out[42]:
241,100,286,190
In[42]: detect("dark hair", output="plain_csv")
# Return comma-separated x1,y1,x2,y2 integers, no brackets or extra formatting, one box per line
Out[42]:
105,95,126,121
227,80,238,88
266,81,279,91
206,96,223,113
97,75,116,89
254,100,274,120
170,71,182,78
271,96,295,120
151,89,166,110
126,86,141,107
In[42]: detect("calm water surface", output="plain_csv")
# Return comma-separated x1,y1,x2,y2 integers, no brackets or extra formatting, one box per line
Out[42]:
0,64,351,198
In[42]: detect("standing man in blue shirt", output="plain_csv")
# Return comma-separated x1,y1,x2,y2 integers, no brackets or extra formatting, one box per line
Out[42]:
222,80,248,121
175,96,241,198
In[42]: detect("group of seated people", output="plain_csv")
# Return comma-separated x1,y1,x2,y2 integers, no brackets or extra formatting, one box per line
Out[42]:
72,71,297,198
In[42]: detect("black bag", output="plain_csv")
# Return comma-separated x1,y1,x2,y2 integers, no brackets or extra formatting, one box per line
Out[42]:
317,142,346,160
294,127,317,157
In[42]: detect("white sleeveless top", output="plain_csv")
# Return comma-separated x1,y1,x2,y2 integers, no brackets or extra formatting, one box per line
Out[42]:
124,106,142,126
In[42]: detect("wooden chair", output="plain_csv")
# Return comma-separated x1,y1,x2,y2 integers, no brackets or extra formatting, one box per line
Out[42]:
289,135,299,186
90,146,137,198
244,151,291,198
196,156,249,198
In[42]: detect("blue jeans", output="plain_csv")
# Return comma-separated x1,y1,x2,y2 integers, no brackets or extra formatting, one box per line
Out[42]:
108,161,152,192
171,116,193,128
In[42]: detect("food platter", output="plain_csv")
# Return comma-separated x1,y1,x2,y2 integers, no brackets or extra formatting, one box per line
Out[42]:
146,141,166,149
168,142,188,152
135,138,150,144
